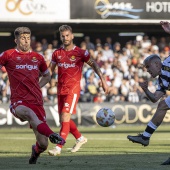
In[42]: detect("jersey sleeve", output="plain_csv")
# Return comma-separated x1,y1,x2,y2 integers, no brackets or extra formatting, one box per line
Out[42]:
82,50,90,62
39,54,48,75
51,51,57,64
156,78,166,94
0,51,7,69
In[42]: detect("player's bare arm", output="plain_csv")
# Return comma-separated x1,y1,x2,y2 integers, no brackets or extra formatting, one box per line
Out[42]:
139,81,164,103
160,21,170,34
49,62,57,75
39,71,51,88
86,57,109,94
139,80,148,91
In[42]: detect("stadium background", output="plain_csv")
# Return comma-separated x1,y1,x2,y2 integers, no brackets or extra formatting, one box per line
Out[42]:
0,0,170,51
1,0,170,127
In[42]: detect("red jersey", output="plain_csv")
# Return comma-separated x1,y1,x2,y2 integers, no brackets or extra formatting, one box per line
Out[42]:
52,46,90,95
0,49,48,105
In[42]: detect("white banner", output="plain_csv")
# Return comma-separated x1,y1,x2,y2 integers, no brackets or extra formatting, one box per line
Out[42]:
0,0,70,22
1,102,170,127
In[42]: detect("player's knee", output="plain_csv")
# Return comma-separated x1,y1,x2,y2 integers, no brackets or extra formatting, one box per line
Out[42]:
38,144,48,153
38,141,48,151
40,144,48,151
61,112,70,122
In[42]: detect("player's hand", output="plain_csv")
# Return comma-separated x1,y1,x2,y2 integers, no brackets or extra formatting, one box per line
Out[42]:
101,81,109,95
139,80,148,91
160,21,170,34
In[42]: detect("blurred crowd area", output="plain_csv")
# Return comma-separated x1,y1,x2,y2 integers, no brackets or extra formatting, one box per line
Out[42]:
0,34,170,104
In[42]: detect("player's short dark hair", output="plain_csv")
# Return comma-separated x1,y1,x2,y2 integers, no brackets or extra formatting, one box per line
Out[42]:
14,27,31,38
59,25,72,33
144,54,161,66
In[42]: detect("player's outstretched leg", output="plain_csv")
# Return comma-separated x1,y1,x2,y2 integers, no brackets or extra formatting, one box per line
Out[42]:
49,133,66,145
161,157,170,165
29,145,40,164
127,134,149,146
36,123,66,145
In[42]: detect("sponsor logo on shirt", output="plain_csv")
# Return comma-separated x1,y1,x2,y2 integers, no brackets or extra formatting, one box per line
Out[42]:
58,62,75,69
32,57,38,62
16,64,38,70
16,56,21,60
58,56,62,60
70,56,76,61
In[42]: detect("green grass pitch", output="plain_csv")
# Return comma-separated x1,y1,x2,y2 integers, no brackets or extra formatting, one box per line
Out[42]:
0,125,170,170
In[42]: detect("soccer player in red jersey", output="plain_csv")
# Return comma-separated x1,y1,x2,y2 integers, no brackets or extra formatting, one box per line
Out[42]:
0,27,65,164
48,25,109,156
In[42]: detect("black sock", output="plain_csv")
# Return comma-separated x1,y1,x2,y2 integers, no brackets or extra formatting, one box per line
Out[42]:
142,124,156,140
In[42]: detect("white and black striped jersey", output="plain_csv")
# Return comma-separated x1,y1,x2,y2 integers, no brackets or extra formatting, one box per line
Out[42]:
157,56,170,93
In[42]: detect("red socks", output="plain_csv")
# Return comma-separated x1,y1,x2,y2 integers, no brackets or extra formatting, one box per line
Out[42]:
37,123,54,137
70,120,81,139
57,122,70,148
57,120,81,148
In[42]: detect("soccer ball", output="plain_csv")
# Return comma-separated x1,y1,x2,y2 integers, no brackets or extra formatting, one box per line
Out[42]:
96,108,115,127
